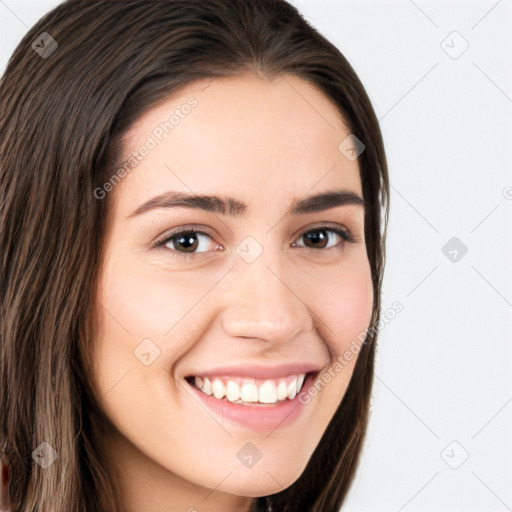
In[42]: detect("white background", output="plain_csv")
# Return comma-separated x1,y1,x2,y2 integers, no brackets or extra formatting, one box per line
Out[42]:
1,1,511,511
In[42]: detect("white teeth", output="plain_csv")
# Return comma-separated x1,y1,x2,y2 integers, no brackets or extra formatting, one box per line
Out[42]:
212,379,225,399
277,380,287,400
286,380,297,400
240,381,259,402
258,380,277,404
226,380,241,402
191,373,307,404
202,377,211,395
296,374,305,394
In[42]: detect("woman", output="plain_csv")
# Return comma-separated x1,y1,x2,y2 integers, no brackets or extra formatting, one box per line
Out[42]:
0,1,389,511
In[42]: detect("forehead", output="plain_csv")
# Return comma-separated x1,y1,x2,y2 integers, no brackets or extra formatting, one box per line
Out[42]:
112,74,363,214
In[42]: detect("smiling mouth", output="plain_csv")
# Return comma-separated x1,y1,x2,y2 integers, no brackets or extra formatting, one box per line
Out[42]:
185,373,312,406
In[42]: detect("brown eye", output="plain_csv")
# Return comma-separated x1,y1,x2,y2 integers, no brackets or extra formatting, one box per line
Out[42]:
303,229,330,249
293,226,353,250
169,232,200,252
157,229,218,255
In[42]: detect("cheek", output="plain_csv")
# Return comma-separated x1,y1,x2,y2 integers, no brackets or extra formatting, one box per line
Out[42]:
93,255,229,398
290,255,373,454
97,255,219,341
314,256,374,357
93,259,181,395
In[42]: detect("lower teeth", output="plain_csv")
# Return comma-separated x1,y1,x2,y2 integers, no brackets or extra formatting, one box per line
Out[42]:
229,397,286,406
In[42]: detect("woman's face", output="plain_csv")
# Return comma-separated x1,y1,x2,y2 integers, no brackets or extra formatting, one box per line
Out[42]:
93,74,373,511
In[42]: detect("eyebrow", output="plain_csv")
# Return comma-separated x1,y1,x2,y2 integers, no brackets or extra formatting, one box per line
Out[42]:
127,189,366,219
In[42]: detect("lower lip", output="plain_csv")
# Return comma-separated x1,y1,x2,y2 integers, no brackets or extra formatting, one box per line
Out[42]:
186,374,314,431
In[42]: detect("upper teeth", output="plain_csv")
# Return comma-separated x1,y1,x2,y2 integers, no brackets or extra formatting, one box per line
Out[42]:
192,374,306,404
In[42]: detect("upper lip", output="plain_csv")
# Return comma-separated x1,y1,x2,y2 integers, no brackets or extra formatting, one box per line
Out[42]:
186,362,323,380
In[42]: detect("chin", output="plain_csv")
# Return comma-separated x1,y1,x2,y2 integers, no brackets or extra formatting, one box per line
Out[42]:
215,456,308,498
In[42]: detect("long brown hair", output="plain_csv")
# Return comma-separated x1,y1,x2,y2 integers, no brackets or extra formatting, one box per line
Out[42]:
0,1,389,510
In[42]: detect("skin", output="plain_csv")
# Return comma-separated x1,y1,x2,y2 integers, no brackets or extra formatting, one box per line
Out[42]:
93,74,374,512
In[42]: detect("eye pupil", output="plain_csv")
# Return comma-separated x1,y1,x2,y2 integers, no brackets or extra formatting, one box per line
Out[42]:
173,232,198,252
304,229,328,249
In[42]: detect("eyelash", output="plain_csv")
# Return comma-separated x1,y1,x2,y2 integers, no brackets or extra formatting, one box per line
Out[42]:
152,223,356,260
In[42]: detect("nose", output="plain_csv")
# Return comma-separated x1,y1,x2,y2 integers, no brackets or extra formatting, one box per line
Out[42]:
220,251,313,346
